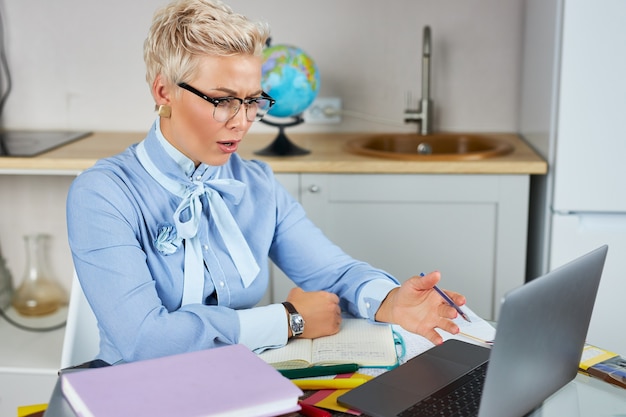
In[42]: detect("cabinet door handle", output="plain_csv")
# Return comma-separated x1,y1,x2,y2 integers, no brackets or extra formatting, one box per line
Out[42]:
308,185,320,193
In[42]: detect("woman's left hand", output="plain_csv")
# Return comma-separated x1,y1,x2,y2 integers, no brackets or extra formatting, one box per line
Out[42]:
374,271,466,345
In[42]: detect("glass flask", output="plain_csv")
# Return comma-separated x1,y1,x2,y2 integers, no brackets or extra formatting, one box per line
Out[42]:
11,233,68,316
0,241,13,310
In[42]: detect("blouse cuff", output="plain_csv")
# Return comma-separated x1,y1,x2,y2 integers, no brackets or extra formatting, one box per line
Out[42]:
237,303,288,353
358,279,400,320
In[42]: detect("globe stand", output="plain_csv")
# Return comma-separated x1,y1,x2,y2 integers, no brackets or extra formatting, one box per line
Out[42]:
255,115,310,156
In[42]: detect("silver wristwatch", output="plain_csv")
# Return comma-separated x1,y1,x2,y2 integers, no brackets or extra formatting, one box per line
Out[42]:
282,301,304,338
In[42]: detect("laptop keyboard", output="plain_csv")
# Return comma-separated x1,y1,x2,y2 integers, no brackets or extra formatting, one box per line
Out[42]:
397,362,488,417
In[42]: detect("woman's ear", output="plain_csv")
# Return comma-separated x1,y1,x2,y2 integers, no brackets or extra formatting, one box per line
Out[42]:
152,74,171,106
152,74,172,118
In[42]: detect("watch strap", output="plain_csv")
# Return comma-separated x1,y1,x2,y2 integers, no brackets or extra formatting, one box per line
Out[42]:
282,301,298,315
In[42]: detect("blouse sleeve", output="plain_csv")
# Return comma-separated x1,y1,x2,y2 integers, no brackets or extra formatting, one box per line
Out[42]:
268,176,400,320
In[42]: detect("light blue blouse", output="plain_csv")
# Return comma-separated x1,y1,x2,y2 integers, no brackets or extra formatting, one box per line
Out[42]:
66,120,399,364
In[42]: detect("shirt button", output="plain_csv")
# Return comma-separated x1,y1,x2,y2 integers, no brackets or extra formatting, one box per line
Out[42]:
203,245,209,251
365,302,371,309
219,281,225,288
195,175,202,181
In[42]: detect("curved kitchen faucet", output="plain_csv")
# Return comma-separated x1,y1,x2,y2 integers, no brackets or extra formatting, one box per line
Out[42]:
404,25,433,135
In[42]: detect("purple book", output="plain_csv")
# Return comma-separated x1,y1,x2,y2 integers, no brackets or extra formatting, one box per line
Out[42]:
61,344,302,417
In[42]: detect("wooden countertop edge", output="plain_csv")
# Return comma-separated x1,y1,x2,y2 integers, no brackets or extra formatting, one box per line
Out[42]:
0,131,548,175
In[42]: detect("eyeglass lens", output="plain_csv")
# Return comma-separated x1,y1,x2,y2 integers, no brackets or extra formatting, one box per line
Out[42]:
213,98,273,122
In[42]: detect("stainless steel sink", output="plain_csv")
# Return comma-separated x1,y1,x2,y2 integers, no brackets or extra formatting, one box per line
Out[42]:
345,133,514,161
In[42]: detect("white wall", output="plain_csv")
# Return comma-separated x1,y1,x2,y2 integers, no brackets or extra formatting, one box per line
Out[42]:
0,0,523,134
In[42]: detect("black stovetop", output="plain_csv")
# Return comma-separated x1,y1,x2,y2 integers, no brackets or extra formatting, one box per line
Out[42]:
0,130,91,157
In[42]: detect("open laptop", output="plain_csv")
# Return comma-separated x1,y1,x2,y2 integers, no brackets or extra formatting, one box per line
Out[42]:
338,245,608,417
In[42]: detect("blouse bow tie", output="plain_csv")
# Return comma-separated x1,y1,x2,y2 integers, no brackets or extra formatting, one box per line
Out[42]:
137,141,260,306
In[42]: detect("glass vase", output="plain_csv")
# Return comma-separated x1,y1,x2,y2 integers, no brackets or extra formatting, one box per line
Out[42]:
11,233,68,316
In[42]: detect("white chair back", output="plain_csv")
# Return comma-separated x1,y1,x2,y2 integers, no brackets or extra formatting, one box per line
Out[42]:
60,272,100,368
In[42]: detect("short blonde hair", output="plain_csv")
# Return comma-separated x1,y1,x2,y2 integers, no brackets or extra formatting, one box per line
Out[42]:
143,0,270,89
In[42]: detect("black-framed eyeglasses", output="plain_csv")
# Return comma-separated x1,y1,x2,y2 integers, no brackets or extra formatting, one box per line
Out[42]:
177,82,275,123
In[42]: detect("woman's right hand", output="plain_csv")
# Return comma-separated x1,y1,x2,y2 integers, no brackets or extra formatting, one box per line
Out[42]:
286,287,341,339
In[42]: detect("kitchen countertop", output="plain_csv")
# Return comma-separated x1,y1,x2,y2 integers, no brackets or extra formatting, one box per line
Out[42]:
0,131,547,174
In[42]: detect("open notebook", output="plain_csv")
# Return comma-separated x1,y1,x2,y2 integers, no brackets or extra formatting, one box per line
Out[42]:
258,318,399,369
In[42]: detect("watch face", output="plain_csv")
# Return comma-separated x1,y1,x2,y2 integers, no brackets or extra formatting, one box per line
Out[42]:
290,314,304,335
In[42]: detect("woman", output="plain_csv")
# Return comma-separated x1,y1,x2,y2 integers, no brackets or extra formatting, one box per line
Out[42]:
66,0,465,365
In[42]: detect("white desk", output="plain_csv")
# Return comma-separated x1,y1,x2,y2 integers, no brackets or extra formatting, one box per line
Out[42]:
41,365,626,417
529,373,626,416
39,319,626,416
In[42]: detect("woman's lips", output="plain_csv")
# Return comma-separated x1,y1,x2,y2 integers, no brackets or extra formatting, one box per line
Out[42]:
217,140,239,153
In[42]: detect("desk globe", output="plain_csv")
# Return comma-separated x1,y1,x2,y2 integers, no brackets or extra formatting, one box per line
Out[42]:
256,44,320,156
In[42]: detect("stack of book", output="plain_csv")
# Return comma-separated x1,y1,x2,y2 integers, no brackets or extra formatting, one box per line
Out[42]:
579,343,626,389
60,344,302,417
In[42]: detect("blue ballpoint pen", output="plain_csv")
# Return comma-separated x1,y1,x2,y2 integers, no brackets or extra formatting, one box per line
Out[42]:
420,273,471,322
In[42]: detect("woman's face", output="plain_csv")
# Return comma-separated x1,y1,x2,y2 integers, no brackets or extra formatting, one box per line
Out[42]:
157,54,264,167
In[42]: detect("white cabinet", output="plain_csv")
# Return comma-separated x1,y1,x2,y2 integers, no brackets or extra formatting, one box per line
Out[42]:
272,173,530,321
0,174,74,416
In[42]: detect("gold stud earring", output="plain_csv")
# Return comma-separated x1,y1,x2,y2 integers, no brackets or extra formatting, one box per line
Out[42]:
156,104,171,118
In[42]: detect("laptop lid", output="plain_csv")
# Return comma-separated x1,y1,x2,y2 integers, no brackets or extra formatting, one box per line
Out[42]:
338,245,607,417
478,244,607,417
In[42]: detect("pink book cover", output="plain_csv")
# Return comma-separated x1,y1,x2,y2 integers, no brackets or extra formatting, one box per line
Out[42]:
61,344,302,417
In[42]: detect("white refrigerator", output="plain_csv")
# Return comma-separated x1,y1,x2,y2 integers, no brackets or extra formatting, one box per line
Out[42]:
522,0,626,355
